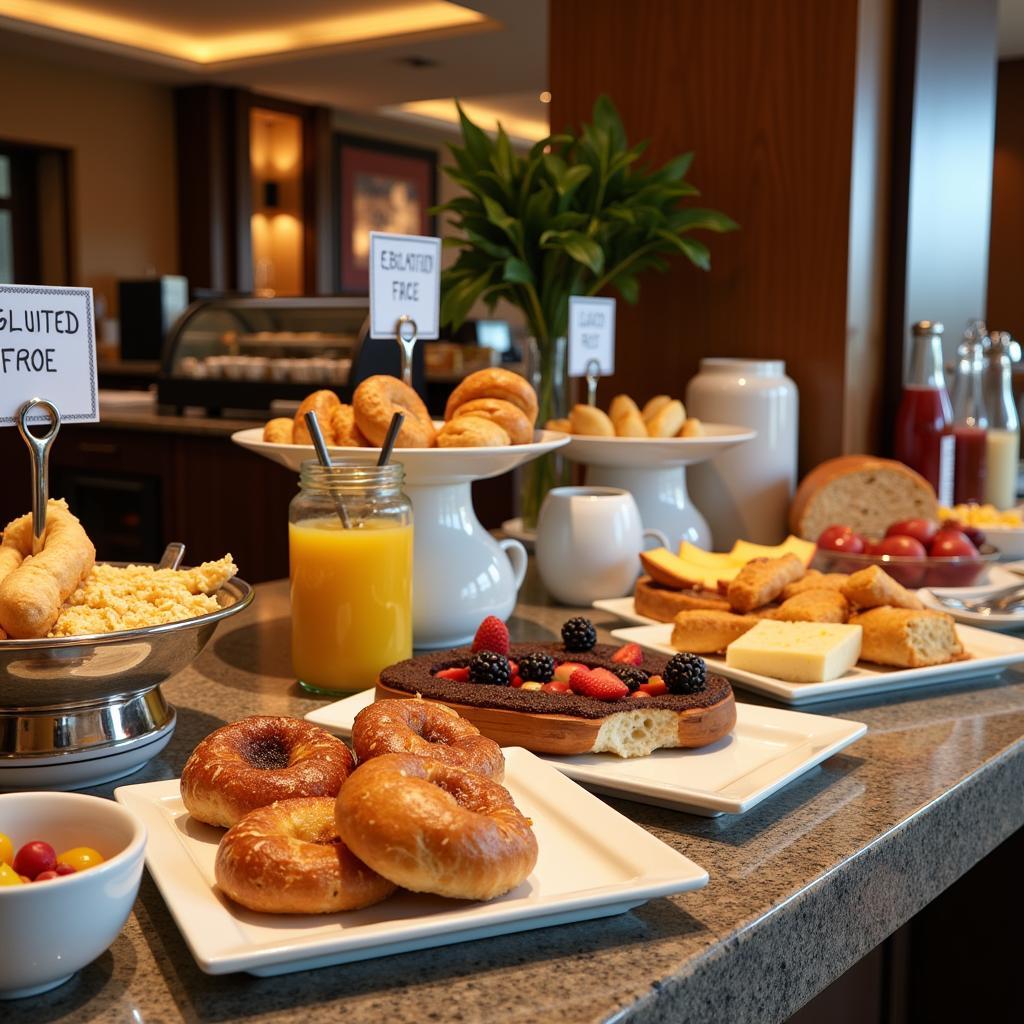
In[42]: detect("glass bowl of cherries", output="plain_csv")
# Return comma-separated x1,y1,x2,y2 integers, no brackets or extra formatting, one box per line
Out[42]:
813,518,998,588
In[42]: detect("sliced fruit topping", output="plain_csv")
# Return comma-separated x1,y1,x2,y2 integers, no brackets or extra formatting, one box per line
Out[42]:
435,666,470,682
638,675,668,696
568,667,629,701
540,680,571,694
468,651,512,686
472,615,510,656
611,643,643,666
520,681,543,691
561,617,597,652
552,661,587,683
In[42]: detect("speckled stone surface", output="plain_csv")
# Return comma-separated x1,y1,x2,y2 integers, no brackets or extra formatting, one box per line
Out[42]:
6,567,1023,1023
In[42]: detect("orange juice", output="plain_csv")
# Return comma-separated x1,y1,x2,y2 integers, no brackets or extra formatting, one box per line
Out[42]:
289,516,413,693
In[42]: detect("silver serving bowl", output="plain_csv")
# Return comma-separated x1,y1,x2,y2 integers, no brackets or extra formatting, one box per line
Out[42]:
0,572,253,759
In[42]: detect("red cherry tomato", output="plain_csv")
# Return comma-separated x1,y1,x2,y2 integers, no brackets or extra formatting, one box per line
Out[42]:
873,535,928,558
54,862,77,876
33,870,59,882
929,528,979,558
886,519,938,546
817,525,866,554
13,841,56,880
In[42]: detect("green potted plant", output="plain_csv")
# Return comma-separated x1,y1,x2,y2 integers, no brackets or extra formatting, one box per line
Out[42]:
436,95,735,526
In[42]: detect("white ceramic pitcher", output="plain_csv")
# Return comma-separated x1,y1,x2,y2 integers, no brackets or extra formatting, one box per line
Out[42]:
536,487,668,605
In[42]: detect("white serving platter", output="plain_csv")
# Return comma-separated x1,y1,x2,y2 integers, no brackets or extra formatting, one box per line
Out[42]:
561,423,755,468
306,693,865,816
115,749,707,976
593,595,661,626
610,622,1024,705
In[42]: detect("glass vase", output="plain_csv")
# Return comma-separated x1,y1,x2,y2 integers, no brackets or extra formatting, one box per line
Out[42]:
522,335,569,529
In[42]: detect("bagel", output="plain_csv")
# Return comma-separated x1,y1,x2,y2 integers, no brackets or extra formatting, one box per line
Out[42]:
444,368,538,426
215,797,395,914
181,716,355,828
335,753,538,900
352,698,504,779
437,416,510,448
646,399,686,438
569,404,615,437
331,404,369,448
451,398,533,444
641,395,672,422
353,375,436,448
293,390,342,445
0,499,95,639
263,417,294,444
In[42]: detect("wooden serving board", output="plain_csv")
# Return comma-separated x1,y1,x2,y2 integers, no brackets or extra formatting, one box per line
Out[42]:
374,682,736,755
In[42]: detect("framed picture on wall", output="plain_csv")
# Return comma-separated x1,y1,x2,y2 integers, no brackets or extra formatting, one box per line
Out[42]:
334,135,437,294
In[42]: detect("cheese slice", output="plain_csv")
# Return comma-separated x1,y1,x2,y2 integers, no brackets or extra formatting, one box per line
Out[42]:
729,536,816,567
725,620,863,683
677,541,743,569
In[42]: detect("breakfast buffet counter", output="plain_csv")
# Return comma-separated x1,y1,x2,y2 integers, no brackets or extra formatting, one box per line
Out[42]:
11,571,1024,1024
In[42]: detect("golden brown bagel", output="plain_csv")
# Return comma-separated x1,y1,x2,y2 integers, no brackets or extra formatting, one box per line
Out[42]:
353,375,436,448
444,368,538,426
330,404,369,447
263,418,294,444
335,753,538,900
293,390,342,445
437,416,510,447
181,716,355,828
215,797,395,914
0,500,95,639
451,398,533,444
352,698,504,779
569,404,615,437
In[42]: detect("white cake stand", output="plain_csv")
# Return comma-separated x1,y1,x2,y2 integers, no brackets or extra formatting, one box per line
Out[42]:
233,427,570,647
562,424,756,547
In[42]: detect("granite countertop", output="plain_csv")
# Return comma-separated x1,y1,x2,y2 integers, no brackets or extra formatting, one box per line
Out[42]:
8,572,1024,1023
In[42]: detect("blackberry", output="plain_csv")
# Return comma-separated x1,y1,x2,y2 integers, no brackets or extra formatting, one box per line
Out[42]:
663,652,707,694
469,651,512,686
561,617,597,652
611,664,649,691
517,652,555,683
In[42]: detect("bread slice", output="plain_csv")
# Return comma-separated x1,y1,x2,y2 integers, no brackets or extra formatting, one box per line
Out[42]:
634,577,729,621
789,455,937,541
849,607,962,667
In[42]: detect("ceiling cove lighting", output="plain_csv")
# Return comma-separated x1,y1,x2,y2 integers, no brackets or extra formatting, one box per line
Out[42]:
395,99,550,143
0,1,490,66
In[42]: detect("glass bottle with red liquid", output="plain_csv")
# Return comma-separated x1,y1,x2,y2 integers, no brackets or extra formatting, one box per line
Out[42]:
950,322,987,504
893,320,955,505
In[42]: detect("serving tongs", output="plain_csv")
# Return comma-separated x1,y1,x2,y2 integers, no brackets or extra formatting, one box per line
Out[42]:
932,582,1024,615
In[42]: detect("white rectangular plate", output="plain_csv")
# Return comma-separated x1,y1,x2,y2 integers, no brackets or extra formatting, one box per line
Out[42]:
115,749,707,976
610,622,1024,705
306,694,865,815
593,596,659,626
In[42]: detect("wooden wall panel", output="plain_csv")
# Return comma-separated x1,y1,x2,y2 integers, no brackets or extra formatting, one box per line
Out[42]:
550,0,862,470
987,59,1024,341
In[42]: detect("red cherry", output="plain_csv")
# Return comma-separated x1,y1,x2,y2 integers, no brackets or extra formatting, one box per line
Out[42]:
873,535,928,558
929,528,979,558
886,519,938,546
13,840,56,880
54,862,77,876
33,870,59,882
817,525,866,554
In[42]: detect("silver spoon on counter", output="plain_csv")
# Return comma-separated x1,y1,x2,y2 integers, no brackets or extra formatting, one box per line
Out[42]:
930,581,1024,615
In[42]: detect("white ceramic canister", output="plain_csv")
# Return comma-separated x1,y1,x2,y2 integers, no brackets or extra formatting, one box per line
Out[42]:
685,358,798,546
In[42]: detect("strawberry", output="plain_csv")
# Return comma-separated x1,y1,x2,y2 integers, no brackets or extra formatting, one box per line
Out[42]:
511,674,523,688
472,615,509,656
611,643,643,666
639,675,668,696
541,680,571,694
509,660,519,676
569,667,629,701
435,667,470,682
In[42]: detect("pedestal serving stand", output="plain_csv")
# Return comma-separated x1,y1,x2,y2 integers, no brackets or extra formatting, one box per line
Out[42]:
234,427,569,647
0,398,253,790
562,425,756,547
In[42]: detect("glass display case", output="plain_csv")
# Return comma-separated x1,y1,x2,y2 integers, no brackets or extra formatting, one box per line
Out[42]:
157,296,424,413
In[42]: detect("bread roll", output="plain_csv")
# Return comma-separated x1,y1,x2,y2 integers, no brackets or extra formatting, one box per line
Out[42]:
790,456,937,541
727,554,805,613
841,565,924,611
570,404,615,436
849,607,962,667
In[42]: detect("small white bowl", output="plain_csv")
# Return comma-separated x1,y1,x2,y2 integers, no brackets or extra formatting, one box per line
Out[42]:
0,792,146,999
979,523,1024,558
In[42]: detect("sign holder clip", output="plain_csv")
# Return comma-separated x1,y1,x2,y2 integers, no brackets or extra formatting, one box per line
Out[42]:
394,315,418,387
585,359,602,407
16,398,60,553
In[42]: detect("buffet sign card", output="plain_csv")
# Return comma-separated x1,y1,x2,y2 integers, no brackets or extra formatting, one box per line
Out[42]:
368,232,441,340
0,284,98,426
568,296,616,377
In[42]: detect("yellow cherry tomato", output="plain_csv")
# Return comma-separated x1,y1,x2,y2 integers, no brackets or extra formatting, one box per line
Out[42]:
57,846,105,872
0,861,23,886
0,832,13,867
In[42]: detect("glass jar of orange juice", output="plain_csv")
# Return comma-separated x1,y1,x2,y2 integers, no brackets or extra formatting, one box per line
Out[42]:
288,459,413,694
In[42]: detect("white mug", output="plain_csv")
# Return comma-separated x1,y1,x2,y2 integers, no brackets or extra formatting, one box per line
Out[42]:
536,486,668,605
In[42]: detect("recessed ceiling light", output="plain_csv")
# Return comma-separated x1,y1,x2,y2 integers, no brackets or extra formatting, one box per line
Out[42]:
539,91,552,104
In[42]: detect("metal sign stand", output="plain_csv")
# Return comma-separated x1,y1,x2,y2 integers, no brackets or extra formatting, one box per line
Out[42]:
395,315,419,387
16,397,60,552
585,359,602,407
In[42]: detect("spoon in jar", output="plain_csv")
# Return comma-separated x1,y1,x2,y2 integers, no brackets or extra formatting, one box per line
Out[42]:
304,410,352,529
